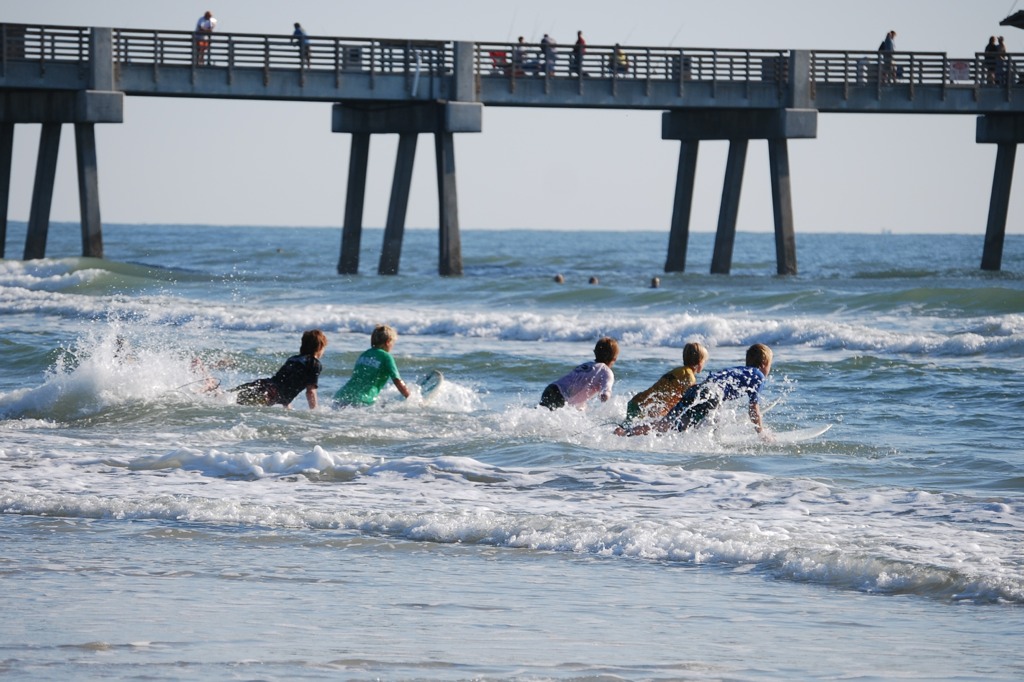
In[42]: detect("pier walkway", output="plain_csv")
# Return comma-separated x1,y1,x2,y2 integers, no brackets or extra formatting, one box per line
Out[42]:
2,23,1022,274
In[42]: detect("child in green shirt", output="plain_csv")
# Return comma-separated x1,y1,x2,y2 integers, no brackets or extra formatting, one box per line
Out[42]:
333,325,411,407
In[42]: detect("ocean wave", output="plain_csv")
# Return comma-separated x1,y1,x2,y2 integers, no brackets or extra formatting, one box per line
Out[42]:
4,286,1022,360
3,454,1021,604
0,328,223,421
0,257,193,294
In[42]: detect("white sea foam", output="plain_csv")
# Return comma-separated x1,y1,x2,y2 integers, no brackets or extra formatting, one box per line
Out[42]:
0,326,222,420
3,233,1023,624
4,282,1022,360
0,258,105,291
4,448,1021,602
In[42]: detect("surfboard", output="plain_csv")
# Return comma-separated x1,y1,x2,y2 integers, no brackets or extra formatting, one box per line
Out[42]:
719,423,832,445
770,423,832,443
418,370,444,402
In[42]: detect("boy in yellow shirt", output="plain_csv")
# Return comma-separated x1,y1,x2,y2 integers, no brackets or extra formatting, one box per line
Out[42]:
614,341,707,435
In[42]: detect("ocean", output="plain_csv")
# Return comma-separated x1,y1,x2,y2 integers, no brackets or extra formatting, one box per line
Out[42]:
1,221,1023,681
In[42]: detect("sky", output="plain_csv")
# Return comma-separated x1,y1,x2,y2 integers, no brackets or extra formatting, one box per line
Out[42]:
2,0,1023,235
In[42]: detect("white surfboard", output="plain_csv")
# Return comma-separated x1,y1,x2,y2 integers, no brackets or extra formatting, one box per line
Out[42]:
719,423,832,446
418,370,444,402
770,423,832,443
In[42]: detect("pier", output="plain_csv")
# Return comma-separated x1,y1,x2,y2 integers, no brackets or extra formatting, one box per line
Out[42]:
1,23,1022,274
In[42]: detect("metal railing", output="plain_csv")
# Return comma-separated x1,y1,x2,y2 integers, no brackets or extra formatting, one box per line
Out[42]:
1,23,89,77
809,49,1022,97
110,28,453,75
1,23,89,61
2,22,1022,100
477,41,789,84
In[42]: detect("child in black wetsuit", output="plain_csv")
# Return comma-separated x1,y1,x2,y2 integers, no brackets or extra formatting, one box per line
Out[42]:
233,329,328,409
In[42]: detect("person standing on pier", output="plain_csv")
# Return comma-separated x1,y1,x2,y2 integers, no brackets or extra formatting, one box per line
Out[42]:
571,30,586,76
193,10,217,65
984,36,1000,84
611,44,630,75
879,30,896,84
997,36,1009,85
292,22,311,67
514,36,541,74
541,33,557,76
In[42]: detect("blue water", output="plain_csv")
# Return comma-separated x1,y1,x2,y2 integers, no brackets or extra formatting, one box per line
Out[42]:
2,221,1023,680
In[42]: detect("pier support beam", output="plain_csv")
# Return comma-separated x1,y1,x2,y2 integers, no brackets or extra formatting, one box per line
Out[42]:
0,27,121,260
21,119,111,260
662,108,816,274
435,131,463,277
338,133,370,275
712,139,748,274
332,100,482,276
379,133,417,275
664,141,698,272
0,122,13,259
768,138,797,275
75,123,103,258
977,115,1023,271
25,123,62,260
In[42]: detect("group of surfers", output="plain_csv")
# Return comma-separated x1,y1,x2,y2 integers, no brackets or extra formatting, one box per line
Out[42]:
230,327,774,439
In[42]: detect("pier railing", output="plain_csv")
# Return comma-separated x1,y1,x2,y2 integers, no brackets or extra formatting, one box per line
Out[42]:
475,41,789,85
1,22,1022,102
0,23,89,75
809,49,1022,98
0,23,453,79
110,28,453,77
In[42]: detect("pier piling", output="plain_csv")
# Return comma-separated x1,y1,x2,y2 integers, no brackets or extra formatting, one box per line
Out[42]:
662,108,817,275
332,101,481,276
768,139,797,276
711,139,748,275
977,115,1023,272
664,141,698,273
435,131,462,277
24,123,61,260
0,122,12,259
339,133,370,275
379,133,418,276
1,24,121,260
74,123,103,258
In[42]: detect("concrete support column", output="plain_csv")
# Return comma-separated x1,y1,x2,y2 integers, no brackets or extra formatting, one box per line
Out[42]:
665,140,699,273
333,101,480,276
982,143,1016,271
663,108,816,275
0,87,123,261
452,42,476,102
0,122,13,259
379,132,418,275
435,131,463,276
25,122,62,260
768,138,797,275
338,132,370,275
711,139,748,275
89,28,115,91
786,50,812,109
75,122,104,258
977,115,1023,272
